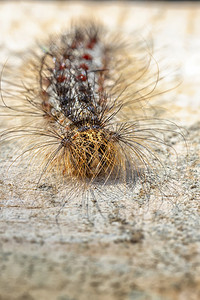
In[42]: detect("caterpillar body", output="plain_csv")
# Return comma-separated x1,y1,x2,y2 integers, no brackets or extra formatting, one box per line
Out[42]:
0,22,181,218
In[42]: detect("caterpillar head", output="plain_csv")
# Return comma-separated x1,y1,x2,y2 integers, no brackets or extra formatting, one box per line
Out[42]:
61,124,120,180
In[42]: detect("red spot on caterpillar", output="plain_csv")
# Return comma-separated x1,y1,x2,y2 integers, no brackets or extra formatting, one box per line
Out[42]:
57,75,66,83
59,63,66,70
79,63,89,71
86,38,97,49
76,74,87,81
82,53,92,61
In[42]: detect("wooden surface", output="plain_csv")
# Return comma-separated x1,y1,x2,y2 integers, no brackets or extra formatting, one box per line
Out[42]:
0,2,200,300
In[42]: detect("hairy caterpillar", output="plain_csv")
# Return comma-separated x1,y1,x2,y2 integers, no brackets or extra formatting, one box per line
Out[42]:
0,21,183,220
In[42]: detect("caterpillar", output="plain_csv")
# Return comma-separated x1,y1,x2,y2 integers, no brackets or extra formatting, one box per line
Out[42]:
0,21,183,220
